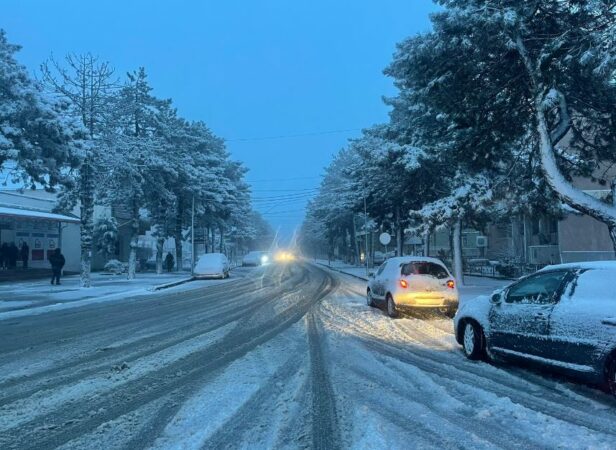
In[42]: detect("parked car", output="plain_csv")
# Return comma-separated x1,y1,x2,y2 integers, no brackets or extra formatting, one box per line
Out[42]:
242,251,270,267
454,261,616,397
367,256,459,318
193,253,230,279
372,250,396,265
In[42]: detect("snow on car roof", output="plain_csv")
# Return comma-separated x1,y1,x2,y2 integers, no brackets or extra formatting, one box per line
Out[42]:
387,256,447,266
198,253,226,261
540,261,616,272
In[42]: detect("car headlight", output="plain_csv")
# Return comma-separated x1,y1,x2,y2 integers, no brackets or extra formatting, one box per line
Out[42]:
261,255,269,264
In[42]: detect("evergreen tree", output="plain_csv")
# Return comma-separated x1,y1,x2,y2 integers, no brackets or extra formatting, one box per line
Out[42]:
0,30,82,190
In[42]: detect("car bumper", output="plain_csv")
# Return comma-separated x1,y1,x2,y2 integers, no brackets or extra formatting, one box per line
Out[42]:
393,291,458,309
194,272,225,279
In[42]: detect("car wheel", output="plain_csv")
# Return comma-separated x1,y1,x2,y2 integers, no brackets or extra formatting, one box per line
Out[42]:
386,294,398,318
462,321,485,360
607,356,616,398
366,289,375,307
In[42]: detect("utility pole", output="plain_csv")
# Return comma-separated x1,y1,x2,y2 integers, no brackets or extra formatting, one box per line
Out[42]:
191,195,195,276
363,178,369,276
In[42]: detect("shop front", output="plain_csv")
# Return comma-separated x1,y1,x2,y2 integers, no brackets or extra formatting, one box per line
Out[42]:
0,207,80,271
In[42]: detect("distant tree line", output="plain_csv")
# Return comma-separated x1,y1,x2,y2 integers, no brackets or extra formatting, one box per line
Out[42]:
300,0,616,284
0,30,272,287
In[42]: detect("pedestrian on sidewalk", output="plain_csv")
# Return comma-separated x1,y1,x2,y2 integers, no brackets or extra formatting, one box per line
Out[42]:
165,252,174,272
8,243,18,269
20,242,29,269
0,242,6,270
49,248,65,285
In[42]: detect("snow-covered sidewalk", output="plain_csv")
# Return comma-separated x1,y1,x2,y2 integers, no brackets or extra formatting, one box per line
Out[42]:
314,259,509,302
0,272,197,318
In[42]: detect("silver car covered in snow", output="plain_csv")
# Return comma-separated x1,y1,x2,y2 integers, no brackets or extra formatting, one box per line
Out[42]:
194,253,230,279
454,261,616,396
367,256,459,318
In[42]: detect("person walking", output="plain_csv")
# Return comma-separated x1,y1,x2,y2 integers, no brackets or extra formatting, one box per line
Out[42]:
0,242,6,270
165,252,174,272
49,248,65,285
8,243,18,269
20,242,29,269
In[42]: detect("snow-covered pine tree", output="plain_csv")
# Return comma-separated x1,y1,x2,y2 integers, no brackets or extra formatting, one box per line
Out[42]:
102,67,170,279
387,0,616,249
93,216,119,261
41,53,117,287
0,30,83,190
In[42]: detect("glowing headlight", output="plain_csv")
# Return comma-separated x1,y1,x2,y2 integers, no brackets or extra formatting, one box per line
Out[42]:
261,255,269,264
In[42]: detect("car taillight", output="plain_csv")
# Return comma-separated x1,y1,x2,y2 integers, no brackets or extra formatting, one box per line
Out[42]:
447,280,455,289
400,279,408,289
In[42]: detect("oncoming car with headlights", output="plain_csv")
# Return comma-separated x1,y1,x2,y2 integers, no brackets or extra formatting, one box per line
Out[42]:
367,256,459,318
242,251,270,267
274,250,296,262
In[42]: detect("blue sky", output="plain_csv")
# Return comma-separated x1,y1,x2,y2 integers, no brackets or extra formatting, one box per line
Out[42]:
3,0,437,242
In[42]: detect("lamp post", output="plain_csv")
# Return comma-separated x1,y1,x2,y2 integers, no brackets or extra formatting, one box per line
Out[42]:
363,178,369,277
191,195,195,276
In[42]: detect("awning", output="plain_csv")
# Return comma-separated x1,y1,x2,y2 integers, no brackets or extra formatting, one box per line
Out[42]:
0,206,80,223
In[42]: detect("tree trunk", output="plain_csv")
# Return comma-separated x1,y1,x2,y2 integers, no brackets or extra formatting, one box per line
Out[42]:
352,217,361,266
395,207,403,257
534,93,616,252
79,159,94,288
515,37,616,252
452,219,465,287
219,225,224,253
156,237,164,275
127,201,139,280
424,232,430,257
174,200,183,272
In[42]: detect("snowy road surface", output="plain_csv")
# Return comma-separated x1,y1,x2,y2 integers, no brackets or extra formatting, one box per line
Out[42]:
0,263,615,449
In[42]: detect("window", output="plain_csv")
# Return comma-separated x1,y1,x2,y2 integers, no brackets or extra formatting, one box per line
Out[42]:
401,262,449,279
376,262,388,276
506,271,568,305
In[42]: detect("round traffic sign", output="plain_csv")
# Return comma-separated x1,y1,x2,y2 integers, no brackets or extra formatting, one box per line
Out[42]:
379,232,391,246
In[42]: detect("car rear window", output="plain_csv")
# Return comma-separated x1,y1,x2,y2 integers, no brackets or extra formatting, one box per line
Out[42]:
401,262,449,279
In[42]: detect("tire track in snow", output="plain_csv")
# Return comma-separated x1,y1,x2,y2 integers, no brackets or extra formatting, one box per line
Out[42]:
321,281,616,433
0,276,300,407
1,264,336,450
360,338,616,437
307,312,340,450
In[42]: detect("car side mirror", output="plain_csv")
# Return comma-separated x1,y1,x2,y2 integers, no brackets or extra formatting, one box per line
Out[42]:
368,272,375,278
490,291,503,304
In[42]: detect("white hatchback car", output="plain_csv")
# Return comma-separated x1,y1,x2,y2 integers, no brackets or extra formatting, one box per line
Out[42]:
193,253,230,279
367,257,459,318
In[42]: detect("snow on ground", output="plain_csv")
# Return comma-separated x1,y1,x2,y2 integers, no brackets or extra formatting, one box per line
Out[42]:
0,270,246,320
317,272,616,449
2,263,614,449
0,321,238,433
151,322,309,450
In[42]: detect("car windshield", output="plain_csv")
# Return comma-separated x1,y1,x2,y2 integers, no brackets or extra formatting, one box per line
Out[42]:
401,262,449,279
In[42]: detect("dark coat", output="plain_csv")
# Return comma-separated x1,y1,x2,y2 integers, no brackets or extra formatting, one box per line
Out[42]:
49,252,66,269
20,243,29,260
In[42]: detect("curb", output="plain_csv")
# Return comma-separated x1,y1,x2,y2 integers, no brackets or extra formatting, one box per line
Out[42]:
315,262,369,282
150,277,195,291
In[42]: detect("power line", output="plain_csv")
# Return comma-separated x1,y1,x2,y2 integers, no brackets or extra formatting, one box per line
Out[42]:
227,128,362,143
246,176,322,183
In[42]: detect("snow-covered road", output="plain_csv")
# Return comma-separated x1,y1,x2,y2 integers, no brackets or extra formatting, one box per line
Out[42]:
0,263,614,449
